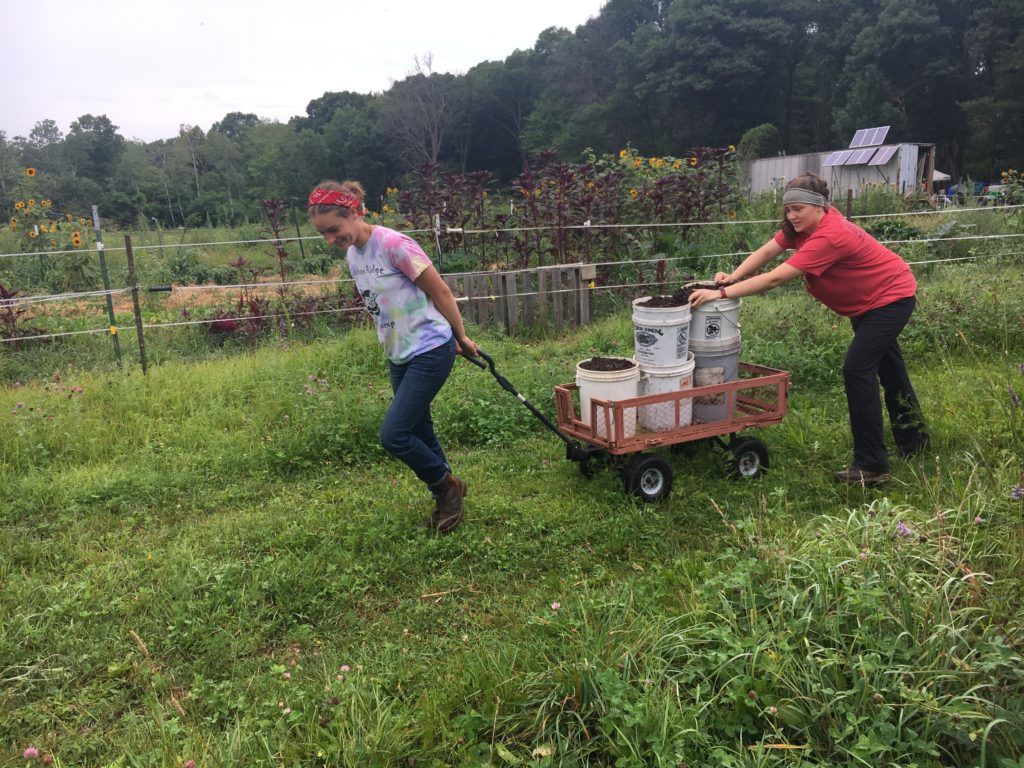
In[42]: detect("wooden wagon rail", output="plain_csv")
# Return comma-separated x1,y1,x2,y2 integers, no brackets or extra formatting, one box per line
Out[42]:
554,363,789,453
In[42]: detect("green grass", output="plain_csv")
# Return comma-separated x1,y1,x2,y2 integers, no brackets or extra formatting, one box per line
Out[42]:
1,263,1023,766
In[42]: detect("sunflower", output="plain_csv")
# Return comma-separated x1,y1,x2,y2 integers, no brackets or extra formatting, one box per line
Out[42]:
629,188,639,199
633,158,642,170
689,157,698,167
27,199,36,207
78,217,88,225
672,160,682,170
72,232,83,247
41,199,52,208
15,201,25,209
26,167,37,177
619,149,628,159
728,145,736,153
28,231,37,238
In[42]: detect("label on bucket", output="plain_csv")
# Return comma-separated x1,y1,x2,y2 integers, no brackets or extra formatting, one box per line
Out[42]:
703,315,722,340
634,325,663,351
676,327,689,357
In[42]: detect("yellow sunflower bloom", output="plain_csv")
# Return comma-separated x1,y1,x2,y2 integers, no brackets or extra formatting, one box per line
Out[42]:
15,201,25,209
728,145,736,153
672,160,682,170
41,199,52,208
629,188,639,199
619,149,628,159
689,157,698,167
26,167,37,177
28,231,37,238
72,235,83,247
633,158,642,170
79,217,88,225
28,199,36,207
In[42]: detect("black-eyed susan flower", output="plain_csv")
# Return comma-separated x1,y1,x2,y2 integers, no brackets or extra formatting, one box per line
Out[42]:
26,167,36,177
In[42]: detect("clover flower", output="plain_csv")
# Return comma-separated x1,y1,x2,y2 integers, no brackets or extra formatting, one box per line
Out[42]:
23,747,40,759
895,522,914,538
550,602,561,612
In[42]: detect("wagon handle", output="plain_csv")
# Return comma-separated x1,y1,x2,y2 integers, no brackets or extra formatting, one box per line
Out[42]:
465,349,592,464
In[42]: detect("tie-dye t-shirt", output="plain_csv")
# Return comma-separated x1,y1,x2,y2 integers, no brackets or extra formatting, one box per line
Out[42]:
346,226,452,364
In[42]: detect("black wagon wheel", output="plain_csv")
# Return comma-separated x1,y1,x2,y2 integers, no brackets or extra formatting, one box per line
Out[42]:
729,437,769,479
622,453,674,502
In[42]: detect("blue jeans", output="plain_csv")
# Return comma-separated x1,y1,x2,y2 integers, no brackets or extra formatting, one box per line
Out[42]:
380,337,455,487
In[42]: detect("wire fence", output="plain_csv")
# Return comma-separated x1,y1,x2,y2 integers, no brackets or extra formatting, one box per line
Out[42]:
1,205,1021,356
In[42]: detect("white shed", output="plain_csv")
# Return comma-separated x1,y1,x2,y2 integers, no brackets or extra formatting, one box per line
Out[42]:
746,143,936,201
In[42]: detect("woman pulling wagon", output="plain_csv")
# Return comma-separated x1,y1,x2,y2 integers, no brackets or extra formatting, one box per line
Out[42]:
308,180,478,531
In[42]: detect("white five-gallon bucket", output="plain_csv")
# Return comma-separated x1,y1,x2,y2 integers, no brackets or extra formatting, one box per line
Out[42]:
575,357,640,440
689,296,741,345
691,338,741,424
638,352,696,432
632,297,692,366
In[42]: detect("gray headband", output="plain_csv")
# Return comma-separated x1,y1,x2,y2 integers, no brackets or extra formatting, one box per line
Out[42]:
783,188,828,207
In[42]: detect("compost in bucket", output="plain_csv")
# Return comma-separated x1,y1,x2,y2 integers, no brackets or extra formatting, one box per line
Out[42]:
578,356,637,372
575,357,639,440
632,296,692,366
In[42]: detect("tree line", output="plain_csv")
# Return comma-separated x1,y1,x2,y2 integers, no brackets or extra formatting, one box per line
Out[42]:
1,0,1021,228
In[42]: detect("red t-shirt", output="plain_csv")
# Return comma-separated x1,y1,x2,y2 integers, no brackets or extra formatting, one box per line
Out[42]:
774,208,917,317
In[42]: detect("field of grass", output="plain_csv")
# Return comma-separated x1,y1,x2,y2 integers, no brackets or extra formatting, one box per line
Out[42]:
2,256,1023,766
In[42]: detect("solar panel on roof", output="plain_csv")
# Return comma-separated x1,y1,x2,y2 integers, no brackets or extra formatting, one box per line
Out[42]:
849,129,871,148
845,148,877,165
849,126,891,148
868,145,898,165
823,150,854,166
869,126,890,145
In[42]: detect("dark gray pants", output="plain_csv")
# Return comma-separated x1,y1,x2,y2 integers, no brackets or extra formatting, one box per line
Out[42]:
843,297,927,472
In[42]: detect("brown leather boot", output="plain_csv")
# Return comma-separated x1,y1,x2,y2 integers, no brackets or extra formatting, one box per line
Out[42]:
425,473,466,533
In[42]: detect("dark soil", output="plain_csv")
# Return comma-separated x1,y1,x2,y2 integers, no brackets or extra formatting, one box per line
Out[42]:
579,356,637,372
671,282,719,303
638,295,688,308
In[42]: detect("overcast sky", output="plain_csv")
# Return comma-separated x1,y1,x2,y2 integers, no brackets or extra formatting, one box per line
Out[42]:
2,0,606,143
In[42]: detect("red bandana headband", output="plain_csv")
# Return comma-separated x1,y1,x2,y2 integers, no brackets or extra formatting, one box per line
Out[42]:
308,188,362,211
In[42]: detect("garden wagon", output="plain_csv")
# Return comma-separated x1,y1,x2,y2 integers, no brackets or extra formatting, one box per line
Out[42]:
468,351,790,502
